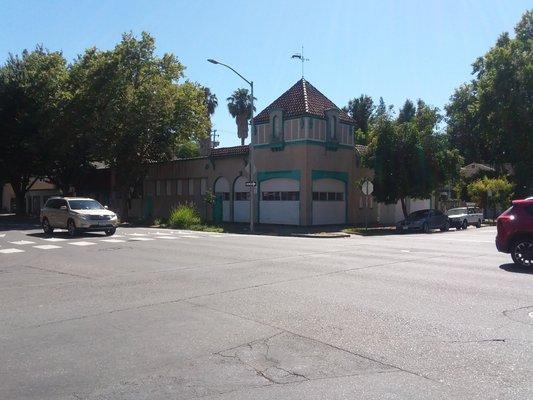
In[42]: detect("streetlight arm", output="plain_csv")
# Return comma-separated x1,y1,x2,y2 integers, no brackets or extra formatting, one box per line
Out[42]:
209,59,252,87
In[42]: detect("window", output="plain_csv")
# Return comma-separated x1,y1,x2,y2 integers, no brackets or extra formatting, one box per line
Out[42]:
313,192,344,201
177,180,183,195
200,178,207,195
188,179,194,196
166,180,172,196
235,192,250,201
155,180,161,196
261,191,299,201
216,192,230,201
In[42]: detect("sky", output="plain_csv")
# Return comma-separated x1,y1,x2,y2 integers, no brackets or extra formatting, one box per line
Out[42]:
1,0,529,147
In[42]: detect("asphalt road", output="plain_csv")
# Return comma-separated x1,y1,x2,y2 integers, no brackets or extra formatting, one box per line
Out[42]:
0,225,531,400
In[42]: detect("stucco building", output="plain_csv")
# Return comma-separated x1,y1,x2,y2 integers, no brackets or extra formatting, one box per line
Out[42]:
143,79,429,225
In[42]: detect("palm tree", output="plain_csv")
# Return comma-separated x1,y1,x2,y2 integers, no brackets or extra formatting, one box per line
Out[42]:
227,88,256,146
203,87,218,116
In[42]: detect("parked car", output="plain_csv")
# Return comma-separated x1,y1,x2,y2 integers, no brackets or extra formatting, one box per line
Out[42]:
40,197,118,237
496,198,533,267
396,209,450,233
447,206,483,230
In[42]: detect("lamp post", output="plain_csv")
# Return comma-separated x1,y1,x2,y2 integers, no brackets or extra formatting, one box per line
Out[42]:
207,59,255,232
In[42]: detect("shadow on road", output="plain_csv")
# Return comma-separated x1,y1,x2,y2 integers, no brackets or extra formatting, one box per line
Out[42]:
26,231,108,240
499,263,533,275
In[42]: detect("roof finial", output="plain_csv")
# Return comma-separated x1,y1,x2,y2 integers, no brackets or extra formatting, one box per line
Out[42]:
291,46,309,79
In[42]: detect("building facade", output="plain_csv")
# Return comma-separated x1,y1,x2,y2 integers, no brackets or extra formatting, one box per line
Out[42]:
143,79,429,225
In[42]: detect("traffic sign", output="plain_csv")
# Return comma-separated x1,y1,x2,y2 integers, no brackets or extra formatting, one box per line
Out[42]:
245,181,257,187
361,180,373,195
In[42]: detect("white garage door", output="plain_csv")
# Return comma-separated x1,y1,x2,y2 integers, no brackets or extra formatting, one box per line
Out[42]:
312,178,345,225
214,177,230,222
260,178,300,225
233,176,250,223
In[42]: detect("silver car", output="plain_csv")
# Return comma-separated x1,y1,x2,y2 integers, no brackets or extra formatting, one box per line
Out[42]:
40,197,118,237
447,207,483,230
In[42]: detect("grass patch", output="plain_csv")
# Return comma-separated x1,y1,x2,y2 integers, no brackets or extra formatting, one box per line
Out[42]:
167,204,223,232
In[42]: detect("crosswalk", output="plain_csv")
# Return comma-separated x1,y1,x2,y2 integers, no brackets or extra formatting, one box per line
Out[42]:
0,229,225,256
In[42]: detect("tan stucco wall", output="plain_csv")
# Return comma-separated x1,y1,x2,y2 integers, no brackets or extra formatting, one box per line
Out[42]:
145,155,249,220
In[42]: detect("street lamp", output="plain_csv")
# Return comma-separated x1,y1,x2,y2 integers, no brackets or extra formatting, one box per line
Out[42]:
207,58,255,233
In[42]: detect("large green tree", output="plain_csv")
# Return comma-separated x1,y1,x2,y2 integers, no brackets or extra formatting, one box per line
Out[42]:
365,101,462,218
0,47,68,214
343,94,374,144
78,32,210,218
446,10,532,196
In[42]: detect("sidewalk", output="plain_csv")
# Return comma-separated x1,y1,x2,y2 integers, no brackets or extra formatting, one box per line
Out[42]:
218,223,351,238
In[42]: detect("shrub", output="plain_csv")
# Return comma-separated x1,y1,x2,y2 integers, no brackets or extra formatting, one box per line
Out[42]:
168,204,201,229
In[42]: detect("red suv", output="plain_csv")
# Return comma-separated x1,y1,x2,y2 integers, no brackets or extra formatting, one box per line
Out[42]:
496,198,533,267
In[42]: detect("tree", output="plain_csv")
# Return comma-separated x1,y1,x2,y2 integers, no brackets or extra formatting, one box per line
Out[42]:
78,32,210,218
0,47,68,215
446,10,533,197
397,99,416,123
227,88,255,146
203,86,218,116
365,101,462,218
343,94,374,144
467,176,514,214
175,141,200,158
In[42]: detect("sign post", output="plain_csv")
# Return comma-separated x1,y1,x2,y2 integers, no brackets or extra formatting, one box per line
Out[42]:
361,180,374,232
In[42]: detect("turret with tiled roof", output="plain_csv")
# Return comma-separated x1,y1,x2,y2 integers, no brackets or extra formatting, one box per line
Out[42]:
253,79,354,124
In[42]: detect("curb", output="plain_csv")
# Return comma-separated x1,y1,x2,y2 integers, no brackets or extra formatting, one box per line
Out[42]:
291,232,351,239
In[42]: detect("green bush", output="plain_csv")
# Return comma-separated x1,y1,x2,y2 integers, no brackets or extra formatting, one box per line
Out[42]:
168,204,201,229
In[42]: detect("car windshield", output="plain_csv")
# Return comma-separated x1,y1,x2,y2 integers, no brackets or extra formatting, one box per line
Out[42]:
408,210,429,220
68,199,104,210
447,208,466,216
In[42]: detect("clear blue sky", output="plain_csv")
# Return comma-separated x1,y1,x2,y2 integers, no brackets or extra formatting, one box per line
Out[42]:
1,0,528,147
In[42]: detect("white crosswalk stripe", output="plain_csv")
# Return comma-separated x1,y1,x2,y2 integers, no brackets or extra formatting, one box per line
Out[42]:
9,240,35,245
0,248,25,254
1,229,213,256
33,245,62,250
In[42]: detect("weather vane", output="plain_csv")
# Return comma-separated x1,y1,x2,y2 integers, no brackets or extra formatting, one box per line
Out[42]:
291,46,309,78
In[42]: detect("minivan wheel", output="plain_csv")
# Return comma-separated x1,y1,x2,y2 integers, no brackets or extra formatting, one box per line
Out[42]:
511,239,533,267
440,221,450,232
67,219,77,237
42,218,54,234
105,228,116,236
462,219,468,230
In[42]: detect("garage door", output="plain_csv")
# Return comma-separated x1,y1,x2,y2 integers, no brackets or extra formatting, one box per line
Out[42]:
259,178,300,225
233,176,250,223
214,177,230,222
312,178,345,225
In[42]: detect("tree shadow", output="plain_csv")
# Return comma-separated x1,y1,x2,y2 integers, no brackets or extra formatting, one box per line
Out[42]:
499,263,533,275
26,231,106,240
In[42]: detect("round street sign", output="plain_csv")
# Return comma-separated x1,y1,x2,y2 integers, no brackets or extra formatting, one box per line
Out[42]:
361,180,374,195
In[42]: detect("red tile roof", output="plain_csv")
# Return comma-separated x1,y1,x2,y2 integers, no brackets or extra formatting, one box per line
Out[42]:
210,145,249,158
253,79,354,124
